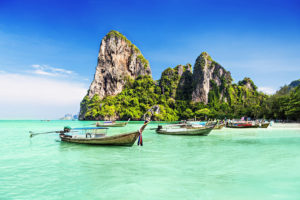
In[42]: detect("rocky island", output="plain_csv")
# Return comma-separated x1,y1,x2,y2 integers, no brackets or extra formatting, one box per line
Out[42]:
79,30,300,121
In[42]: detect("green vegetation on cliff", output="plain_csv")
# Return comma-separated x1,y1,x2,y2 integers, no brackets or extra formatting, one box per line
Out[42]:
81,76,300,121
81,75,179,121
80,68,276,121
79,41,299,121
137,55,149,69
159,64,193,100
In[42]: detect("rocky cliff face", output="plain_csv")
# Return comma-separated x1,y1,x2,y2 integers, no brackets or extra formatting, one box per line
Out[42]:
192,52,232,104
87,30,152,99
176,64,193,100
79,32,264,121
159,64,193,100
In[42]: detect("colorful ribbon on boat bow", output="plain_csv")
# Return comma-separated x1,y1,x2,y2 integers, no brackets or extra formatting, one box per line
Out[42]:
137,128,143,146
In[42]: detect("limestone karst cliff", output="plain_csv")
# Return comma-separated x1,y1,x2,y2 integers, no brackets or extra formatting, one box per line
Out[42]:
192,52,232,104
159,64,193,101
79,31,151,120
79,31,267,120
87,30,151,99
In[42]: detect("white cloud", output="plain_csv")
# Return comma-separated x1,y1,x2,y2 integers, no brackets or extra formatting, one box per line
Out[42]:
31,64,75,77
33,69,57,76
258,87,276,95
0,72,88,119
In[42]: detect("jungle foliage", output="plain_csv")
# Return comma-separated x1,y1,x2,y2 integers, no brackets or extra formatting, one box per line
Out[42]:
259,85,300,121
79,67,300,121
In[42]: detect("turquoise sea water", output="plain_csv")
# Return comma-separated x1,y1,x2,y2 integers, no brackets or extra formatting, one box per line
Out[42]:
1,120,300,200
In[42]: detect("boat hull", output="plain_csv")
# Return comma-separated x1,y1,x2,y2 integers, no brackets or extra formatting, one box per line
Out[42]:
60,131,139,146
226,124,259,128
156,127,214,136
214,124,225,130
260,123,270,128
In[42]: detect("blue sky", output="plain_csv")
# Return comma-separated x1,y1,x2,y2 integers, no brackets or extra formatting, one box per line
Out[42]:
0,0,299,119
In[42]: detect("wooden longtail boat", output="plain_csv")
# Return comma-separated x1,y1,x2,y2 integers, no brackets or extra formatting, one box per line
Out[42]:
226,123,259,128
260,122,270,128
156,125,214,136
96,119,130,127
60,122,148,146
214,123,225,130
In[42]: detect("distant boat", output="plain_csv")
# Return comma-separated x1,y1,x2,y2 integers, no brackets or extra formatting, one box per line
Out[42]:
60,121,148,146
226,122,259,128
213,123,225,129
260,122,270,128
205,121,225,130
95,119,130,127
155,124,214,136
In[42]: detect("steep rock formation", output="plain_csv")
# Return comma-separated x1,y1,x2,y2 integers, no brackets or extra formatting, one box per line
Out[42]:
87,30,151,99
79,30,151,120
238,77,257,90
176,64,193,100
78,34,267,121
192,52,232,104
159,64,193,100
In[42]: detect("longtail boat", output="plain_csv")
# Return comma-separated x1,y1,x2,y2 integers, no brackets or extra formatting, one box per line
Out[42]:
214,123,225,130
95,119,130,127
156,124,214,136
226,122,259,128
260,122,270,128
205,121,225,130
60,121,148,146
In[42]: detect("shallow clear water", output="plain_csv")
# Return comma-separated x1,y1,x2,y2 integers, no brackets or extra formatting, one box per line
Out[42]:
1,121,300,200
